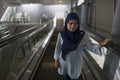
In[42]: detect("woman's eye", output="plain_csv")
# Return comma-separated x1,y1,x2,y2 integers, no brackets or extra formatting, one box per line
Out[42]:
69,23,73,25
69,23,78,25
74,23,78,25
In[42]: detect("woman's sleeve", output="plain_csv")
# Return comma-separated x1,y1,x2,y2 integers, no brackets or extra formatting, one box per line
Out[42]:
83,34,102,56
54,33,62,60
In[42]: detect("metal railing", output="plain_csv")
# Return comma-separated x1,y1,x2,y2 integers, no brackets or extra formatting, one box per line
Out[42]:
0,19,55,80
82,28,120,80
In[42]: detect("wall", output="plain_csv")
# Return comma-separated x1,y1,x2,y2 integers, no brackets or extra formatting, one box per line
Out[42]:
17,4,43,24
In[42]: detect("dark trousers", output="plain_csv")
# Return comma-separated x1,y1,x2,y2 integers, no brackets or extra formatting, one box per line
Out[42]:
64,74,79,80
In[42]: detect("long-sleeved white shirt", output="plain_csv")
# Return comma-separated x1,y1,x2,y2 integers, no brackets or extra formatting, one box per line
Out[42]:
54,32,102,79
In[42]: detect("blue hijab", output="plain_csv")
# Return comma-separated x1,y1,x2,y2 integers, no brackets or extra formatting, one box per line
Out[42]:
60,12,85,60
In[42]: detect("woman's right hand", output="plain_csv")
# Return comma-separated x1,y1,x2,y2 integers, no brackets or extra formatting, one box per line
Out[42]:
54,60,60,68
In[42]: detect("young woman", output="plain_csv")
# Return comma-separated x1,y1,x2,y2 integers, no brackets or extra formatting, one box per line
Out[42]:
54,12,111,80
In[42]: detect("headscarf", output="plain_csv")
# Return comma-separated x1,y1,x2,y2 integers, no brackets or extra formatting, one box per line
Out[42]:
60,12,85,60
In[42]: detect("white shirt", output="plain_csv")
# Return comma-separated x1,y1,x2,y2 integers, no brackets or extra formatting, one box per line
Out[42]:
54,32,102,79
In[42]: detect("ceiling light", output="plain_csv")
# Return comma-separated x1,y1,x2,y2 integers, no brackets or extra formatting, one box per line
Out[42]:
77,0,84,6
59,0,62,3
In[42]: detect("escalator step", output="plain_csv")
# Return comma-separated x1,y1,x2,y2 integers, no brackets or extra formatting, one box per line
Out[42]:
34,30,64,80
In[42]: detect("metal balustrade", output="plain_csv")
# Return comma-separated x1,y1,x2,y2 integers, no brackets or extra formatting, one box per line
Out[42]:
0,19,55,80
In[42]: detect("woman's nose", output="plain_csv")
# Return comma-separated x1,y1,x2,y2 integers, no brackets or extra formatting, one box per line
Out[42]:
71,24,76,27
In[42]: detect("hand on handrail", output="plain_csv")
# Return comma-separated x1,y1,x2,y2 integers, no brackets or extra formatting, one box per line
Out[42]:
99,38,112,47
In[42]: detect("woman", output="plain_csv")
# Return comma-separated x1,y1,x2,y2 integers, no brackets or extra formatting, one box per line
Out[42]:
54,12,111,80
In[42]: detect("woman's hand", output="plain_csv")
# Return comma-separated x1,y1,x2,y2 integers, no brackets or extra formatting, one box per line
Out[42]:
99,38,111,47
54,60,60,68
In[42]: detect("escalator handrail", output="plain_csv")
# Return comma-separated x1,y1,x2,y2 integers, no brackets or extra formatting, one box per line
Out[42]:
87,30,120,56
0,19,53,48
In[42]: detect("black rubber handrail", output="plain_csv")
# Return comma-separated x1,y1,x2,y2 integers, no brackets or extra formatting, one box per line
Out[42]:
0,26,36,48
0,20,53,48
88,30,120,56
81,26,120,54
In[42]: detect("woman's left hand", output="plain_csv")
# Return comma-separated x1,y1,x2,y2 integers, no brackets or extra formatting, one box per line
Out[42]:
99,38,111,47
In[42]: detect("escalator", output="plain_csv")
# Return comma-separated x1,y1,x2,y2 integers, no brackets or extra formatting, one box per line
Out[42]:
33,29,84,80
32,28,120,80
33,30,64,80
0,19,56,80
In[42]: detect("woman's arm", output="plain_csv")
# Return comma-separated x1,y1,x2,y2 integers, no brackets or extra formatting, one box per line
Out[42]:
54,33,62,68
83,34,111,56
54,33,62,60
99,38,111,47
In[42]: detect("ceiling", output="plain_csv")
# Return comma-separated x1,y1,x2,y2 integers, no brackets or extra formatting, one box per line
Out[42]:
38,0,69,5
9,0,70,5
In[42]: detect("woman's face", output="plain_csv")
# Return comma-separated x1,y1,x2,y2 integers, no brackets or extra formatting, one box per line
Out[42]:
67,19,78,32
